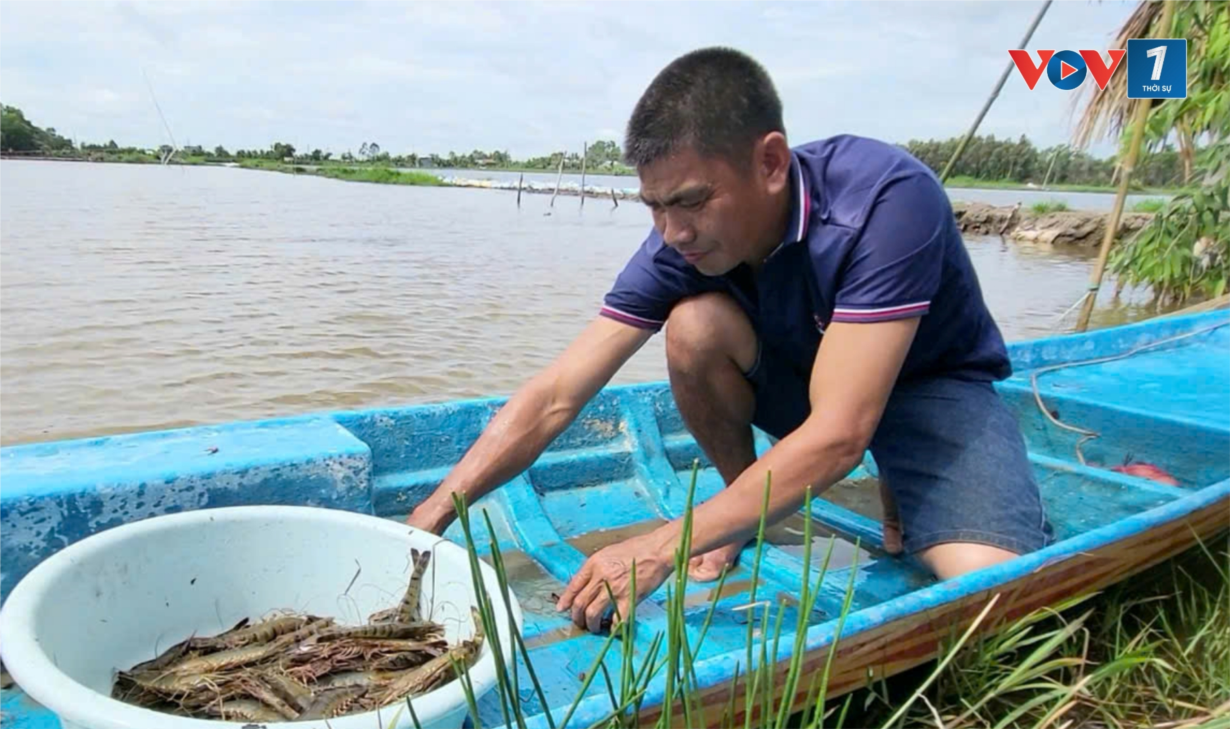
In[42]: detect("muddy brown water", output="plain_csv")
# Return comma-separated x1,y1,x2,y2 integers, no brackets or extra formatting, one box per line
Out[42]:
1,160,1170,446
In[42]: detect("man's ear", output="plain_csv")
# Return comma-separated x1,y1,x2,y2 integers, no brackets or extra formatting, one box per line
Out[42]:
758,132,791,195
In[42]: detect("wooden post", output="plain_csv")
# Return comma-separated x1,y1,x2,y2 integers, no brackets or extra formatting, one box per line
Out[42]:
550,153,564,208
1075,0,1175,332
517,173,523,208
611,187,619,209
580,142,587,209
939,0,1051,182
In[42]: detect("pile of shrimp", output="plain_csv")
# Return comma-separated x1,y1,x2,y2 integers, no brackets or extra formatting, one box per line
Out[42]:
111,549,486,722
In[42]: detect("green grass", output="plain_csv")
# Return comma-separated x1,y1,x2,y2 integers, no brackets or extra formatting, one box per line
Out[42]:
237,160,442,187
848,540,1230,728
1132,198,1168,213
448,465,1230,729
944,176,1188,195
315,166,441,186
1031,200,1071,214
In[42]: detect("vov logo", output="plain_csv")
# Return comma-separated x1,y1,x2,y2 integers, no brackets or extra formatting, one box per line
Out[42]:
1009,40,1187,99
1008,49,1126,91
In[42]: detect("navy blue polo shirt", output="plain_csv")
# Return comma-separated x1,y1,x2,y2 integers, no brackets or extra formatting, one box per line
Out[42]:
599,134,1011,383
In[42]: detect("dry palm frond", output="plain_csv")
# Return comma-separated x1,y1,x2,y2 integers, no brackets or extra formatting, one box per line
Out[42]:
1071,1,1166,149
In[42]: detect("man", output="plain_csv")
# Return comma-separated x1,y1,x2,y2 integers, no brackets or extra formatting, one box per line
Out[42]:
408,47,1052,633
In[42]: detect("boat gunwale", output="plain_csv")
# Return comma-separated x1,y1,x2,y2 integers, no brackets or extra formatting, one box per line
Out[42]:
528,480,1230,729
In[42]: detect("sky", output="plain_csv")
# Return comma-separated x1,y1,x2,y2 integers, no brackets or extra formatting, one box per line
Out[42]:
0,0,1140,159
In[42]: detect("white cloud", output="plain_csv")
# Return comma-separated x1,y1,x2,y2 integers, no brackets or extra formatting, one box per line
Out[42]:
0,0,1138,157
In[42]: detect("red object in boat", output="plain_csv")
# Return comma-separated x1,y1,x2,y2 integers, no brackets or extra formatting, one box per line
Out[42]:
1111,462,1180,486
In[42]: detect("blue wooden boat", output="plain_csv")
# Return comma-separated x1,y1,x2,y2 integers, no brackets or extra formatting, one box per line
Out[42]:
2,310,1228,728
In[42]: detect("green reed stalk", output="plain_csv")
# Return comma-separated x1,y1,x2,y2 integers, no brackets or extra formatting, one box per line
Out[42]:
775,488,827,729
453,494,516,729
405,696,424,729
879,593,1003,728
450,462,865,729
808,542,858,729
743,471,773,729
482,511,528,729
657,461,702,729
482,509,560,729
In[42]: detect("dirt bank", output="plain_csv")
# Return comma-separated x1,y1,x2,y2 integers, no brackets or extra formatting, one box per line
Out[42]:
952,202,1154,247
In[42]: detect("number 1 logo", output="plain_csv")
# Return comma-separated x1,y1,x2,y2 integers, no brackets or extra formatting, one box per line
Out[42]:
1145,45,1167,80
1127,39,1187,99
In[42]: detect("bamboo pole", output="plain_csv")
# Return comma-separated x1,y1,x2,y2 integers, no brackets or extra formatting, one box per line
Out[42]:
1042,145,1063,189
580,142,587,209
939,0,1052,182
611,187,619,209
1075,0,1175,332
516,172,523,208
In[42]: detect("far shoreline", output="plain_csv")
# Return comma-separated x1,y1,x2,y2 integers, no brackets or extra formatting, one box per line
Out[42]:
0,153,1190,198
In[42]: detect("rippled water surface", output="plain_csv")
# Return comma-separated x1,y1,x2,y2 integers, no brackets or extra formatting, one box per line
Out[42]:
0,161,1158,445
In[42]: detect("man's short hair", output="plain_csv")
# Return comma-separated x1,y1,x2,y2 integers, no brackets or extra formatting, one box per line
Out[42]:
625,47,784,169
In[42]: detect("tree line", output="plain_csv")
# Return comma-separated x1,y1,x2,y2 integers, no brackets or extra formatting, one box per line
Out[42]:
1,102,1194,189
902,134,1190,189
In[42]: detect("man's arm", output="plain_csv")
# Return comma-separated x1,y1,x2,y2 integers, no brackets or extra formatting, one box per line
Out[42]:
556,317,919,631
653,317,918,557
407,316,653,533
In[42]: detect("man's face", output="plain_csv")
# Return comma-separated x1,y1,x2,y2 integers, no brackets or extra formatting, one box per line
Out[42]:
637,141,787,276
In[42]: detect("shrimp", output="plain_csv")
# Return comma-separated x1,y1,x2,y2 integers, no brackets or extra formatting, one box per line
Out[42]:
299,686,369,720
398,548,432,623
166,642,276,675
261,669,314,712
235,674,301,720
365,608,485,707
206,698,283,722
219,615,308,648
314,621,442,642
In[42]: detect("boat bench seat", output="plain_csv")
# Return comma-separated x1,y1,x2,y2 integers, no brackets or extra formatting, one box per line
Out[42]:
0,416,373,600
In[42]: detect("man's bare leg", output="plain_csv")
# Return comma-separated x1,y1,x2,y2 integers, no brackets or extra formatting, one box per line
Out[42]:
664,293,761,581
919,543,1020,579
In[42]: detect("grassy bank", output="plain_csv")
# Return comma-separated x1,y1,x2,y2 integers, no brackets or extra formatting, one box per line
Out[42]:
237,159,442,186
446,468,1230,729
945,175,1188,196
845,539,1230,728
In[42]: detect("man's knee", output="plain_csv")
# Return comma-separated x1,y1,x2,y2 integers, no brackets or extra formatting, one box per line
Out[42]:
665,293,757,373
917,543,1021,581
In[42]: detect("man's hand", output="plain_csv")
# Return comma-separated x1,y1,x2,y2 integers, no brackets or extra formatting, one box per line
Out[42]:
555,530,674,633
555,317,922,632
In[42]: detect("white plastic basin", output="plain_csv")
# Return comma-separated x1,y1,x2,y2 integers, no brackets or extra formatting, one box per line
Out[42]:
0,505,522,729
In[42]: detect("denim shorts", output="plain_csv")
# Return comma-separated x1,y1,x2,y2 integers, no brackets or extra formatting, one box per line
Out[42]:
743,342,1053,555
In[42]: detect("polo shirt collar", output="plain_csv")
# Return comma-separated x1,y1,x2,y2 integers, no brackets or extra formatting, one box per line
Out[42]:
763,152,812,264
785,151,813,244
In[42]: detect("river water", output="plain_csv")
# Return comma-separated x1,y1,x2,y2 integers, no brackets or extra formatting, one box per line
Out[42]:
0,161,1162,445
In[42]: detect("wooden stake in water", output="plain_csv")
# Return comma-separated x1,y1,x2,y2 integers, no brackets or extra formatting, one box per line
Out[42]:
550,153,564,208
516,173,523,208
580,141,587,209
611,187,619,209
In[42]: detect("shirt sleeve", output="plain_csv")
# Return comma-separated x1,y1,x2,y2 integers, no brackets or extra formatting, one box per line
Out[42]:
829,173,947,323
600,228,713,331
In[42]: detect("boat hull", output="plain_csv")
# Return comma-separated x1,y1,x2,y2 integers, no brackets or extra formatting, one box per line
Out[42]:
2,310,1228,729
